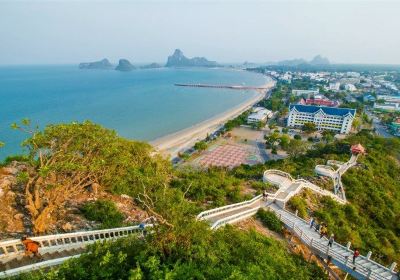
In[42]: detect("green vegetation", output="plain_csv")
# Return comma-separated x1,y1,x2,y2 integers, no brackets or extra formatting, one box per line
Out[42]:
10,119,400,276
10,120,171,233
171,167,245,208
302,122,317,134
247,131,400,265
81,200,125,229
256,209,283,234
194,140,208,151
224,111,250,131
6,120,328,279
18,223,326,280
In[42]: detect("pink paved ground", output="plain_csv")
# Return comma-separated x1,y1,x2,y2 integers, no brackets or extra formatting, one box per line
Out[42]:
199,144,250,168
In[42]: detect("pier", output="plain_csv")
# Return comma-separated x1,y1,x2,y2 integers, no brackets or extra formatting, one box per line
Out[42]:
174,83,269,90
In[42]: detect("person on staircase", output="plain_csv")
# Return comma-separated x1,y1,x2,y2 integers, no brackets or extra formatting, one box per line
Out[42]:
353,248,360,264
328,234,334,247
309,217,315,229
21,236,43,260
319,224,327,239
263,190,268,201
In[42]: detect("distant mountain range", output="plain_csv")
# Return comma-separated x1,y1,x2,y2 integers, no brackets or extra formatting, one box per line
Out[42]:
275,55,330,66
78,53,328,70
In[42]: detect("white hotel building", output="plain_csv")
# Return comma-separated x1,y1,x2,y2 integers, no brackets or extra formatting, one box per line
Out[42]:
287,104,356,134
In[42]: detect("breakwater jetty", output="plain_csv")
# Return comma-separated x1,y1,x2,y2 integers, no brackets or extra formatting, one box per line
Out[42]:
174,83,268,90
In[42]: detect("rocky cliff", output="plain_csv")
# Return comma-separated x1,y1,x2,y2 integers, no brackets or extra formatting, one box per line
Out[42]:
165,49,217,67
140,63,163,69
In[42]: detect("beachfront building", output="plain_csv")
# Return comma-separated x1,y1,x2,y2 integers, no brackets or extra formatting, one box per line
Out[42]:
287,104,356,134
292,89,319,96
247,107,273,123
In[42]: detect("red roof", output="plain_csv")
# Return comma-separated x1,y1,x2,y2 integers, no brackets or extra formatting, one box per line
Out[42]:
351,144,365,154
304,98,338,107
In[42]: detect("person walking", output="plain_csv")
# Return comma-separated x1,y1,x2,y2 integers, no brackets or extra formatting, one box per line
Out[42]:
309,218,315,229
21,236,42,260
314,223,320,233
328,234,334,247
139,222,147,237
263,190,268,201
353,248,360,264
319,224,327,239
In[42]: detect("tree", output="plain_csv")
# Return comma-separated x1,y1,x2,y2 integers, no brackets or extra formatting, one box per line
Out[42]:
302,122,317,134
286,139,309,158
194,141,207,151
14,120,170,233
279,134,290,150
322,131,334,143
265,132,280,149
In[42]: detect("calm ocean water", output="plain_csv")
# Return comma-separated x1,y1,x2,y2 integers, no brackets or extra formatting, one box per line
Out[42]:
0,65,267,159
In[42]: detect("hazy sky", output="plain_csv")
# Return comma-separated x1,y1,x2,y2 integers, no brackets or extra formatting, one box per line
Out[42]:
1,0,399,65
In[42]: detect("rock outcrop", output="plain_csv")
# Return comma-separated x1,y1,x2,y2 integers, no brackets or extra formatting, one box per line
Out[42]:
79,58,113,69
140,63,163,69
115,59,135,71
165,49,218,67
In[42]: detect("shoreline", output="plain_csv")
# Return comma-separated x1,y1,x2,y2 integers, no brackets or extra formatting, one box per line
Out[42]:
151,79,276,158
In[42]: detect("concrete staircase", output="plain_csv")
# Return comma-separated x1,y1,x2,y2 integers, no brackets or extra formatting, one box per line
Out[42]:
0,225,151,278
197,196,398,280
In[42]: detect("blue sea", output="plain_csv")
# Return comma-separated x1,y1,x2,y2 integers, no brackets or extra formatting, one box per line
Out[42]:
0,65,268,159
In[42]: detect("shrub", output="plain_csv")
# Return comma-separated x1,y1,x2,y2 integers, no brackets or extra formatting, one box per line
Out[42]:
81,200,124,229
294,134,302,140
256,208,283,233
194,141,207,151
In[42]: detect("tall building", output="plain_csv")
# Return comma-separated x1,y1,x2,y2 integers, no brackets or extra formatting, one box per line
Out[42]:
287,104,356,134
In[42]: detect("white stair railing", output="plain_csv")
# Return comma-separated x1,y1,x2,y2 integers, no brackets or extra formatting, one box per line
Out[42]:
271,206,397,280
196,195,263,220
0,224,152,263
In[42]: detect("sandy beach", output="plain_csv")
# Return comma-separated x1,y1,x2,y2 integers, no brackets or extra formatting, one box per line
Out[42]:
151,79,276,158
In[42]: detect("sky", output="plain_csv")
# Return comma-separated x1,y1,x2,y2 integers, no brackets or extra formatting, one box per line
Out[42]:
0,0,399,65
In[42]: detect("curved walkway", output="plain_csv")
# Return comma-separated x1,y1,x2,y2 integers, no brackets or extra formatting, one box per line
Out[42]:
263,169,346,207
315,154,358,200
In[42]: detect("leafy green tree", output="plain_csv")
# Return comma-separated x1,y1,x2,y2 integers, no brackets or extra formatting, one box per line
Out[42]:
294,134,302,140
194,141,207,151
14,121,170,233
279,134,290,150
302,122,317,134
286,139,309,158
